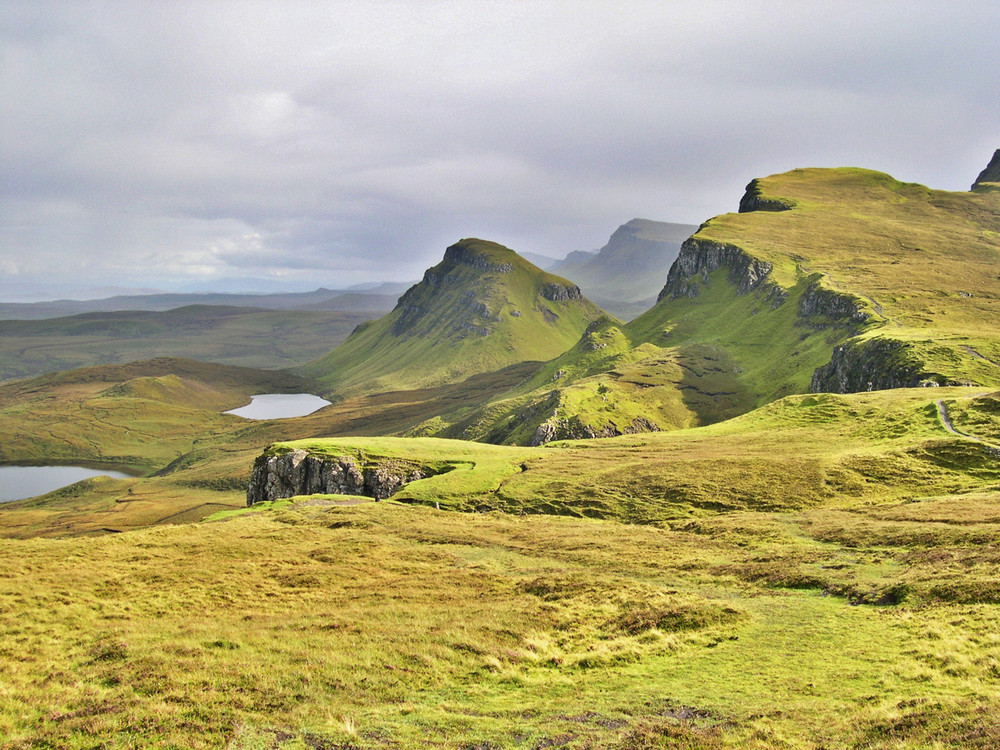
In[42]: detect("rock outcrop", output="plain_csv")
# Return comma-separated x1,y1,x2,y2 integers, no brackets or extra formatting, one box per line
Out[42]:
246,448,431,506
797,280,869,328
540,282,583,301
530,415,658,446
809,338,951,393
443,242,513,273
658,238,775,300
971,149,1000,190
738,179,795,213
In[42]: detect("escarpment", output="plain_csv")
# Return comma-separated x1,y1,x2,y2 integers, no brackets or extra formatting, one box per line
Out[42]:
658,238,774,299
246,448,437,505
540,282,582,301
809,338,956,393
797,280,869,328
738,178,795,213
972,149,1000,190
442,241,514,273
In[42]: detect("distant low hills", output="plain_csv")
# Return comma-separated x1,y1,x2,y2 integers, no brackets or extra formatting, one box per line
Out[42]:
550,219,698,319
303,238,606,396
0,305,387,382
0,283,410,321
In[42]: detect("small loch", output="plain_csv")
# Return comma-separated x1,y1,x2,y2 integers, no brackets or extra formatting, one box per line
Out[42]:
224,393,332,420
0,465,134,504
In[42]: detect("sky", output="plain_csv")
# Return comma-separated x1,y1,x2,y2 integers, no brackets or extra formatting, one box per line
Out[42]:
2,1,999,301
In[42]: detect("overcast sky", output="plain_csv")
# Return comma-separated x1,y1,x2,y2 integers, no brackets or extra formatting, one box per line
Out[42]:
2,1,998,300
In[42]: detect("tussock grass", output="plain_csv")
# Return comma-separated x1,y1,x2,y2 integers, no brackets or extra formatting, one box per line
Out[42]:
3,499,1000,748
3,359,1000,745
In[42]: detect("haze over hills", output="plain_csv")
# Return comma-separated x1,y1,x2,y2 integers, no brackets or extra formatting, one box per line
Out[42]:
0,306,389,382
550,218,698,319
303,238,606,396
0,283,410,321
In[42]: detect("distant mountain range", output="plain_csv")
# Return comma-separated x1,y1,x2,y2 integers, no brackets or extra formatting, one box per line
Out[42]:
550,219,698,319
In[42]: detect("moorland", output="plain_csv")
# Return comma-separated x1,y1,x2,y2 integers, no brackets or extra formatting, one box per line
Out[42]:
1,153,1000,749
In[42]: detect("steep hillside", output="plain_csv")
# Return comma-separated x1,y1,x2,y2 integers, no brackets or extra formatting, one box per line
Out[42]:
551,218,697,319
972,148,1000,190
442,159,1000,444
303,238,606,396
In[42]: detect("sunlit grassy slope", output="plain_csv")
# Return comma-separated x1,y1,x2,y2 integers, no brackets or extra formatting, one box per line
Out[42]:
441,167,1000,444
303,238,605,397
0,356,541,538
4,386,1000,747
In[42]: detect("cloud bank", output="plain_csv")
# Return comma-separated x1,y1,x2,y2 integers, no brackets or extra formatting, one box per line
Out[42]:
2,1,998,299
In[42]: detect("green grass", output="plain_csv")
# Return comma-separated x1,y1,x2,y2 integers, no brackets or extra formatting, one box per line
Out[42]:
3,495,1000,748
303,239,605,397
1,358,1000,746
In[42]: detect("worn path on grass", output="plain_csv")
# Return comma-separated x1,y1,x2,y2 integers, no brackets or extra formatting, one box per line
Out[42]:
936,398,1000,453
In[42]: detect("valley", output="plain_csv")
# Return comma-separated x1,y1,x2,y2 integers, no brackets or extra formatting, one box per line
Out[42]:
1,156,1000,748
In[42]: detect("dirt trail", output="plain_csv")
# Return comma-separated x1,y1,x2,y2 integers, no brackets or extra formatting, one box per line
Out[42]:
961,345,1000,369
935,398,1000,452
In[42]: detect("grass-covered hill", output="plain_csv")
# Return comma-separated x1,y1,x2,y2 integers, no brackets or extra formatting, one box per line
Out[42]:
303,238,606,397
5,386,1000,747
442,163,1000,444
550,218,697,320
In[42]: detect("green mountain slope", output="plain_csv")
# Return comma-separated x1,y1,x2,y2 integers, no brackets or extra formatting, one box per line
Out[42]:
303,238,606,396
551,218,697,319
442,160,1000,444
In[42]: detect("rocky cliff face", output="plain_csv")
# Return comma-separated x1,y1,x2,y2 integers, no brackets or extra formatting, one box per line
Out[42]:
443,242,514,273
530,415,658,446
658,238,775,300
540,282,583,301
809,338,952,393
738,179,795,213
972,149,1000,190
246,448,431,506
798,280,869,328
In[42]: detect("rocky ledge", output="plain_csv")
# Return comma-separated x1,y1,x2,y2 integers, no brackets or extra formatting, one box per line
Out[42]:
658,238,774,300
530,415,658,446
798,280,870,329
443,242,513,273
810,338,953,393
246,448,433,506
540,282,583,302
738,178,795,213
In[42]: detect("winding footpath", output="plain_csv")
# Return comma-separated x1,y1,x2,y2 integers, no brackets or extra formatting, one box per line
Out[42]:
935,398,1000,453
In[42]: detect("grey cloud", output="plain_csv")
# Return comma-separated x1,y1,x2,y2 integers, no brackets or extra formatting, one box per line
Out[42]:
2,1,999,299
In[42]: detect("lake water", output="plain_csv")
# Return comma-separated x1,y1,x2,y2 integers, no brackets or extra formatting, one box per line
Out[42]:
224,393,331,420
0,465,134,503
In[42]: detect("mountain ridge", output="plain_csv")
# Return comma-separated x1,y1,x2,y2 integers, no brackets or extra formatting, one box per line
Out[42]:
303,238,606,396
430,161,1000,444
550,218,698,319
